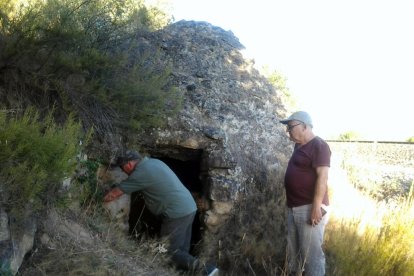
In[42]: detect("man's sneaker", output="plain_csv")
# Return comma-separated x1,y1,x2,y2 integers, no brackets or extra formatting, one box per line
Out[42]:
207,267,219,276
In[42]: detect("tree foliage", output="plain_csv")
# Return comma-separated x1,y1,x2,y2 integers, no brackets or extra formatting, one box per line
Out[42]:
0,0,180,144
338,131,361,141
261,66,298,112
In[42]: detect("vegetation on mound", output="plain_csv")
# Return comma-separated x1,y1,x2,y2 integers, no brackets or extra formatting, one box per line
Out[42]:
0,0,182,155
0,1,182,274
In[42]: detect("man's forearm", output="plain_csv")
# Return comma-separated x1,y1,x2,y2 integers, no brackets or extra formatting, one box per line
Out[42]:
310,166,329,225
313,166,329,206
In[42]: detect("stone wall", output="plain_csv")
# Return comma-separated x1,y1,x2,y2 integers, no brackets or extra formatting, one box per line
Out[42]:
123,20,292,232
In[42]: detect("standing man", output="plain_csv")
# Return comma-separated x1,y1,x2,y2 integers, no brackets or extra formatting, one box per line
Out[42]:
103,150,218,276
280,111,331,276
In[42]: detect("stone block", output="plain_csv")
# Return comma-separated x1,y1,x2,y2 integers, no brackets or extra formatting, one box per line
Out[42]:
103,194,131,233
211,201,233,215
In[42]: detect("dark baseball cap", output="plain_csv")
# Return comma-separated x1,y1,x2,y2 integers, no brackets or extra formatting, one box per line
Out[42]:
117,150,141,166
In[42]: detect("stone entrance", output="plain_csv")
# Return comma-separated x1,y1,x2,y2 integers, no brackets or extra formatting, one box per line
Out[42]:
103,141,242,251
127,151,206,254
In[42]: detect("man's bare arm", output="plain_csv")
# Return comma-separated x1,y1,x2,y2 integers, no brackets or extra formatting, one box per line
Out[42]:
311,166,329,226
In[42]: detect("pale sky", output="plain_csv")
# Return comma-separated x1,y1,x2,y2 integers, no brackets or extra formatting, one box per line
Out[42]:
169,0,414,141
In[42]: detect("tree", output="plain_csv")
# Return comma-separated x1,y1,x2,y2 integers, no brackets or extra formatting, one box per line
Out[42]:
337,131,361,141
0,0,180,140
261,66,298,112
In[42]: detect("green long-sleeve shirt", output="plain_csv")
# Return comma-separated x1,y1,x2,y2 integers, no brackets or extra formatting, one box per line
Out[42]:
118,157,197,218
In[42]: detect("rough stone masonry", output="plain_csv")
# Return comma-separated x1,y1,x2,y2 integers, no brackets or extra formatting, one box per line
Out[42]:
103,20,293,237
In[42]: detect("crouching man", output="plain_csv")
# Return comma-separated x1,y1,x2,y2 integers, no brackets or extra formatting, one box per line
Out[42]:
104,150,219,276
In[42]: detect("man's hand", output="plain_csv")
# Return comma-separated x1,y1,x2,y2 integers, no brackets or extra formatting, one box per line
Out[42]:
310,206,327,226
103,187,124,203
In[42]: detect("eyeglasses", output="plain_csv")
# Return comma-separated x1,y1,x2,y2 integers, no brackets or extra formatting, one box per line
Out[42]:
286,123,302,132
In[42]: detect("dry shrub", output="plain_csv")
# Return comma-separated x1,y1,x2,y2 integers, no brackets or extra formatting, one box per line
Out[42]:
202,181,287,275
19,207,178,276
325,193,414,275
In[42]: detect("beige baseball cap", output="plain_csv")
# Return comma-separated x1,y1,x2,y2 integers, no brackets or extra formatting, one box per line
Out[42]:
280,111,313,127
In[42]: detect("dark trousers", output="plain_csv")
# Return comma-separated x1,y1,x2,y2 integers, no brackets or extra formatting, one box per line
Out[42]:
160,211,197,270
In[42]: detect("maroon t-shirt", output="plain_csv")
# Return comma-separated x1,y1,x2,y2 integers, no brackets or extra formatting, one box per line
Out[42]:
284,136,331,208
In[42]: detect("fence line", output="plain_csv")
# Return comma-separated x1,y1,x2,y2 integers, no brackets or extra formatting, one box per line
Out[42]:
326,140,414,145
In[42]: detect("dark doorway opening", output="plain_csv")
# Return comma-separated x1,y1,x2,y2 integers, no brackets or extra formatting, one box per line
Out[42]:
128,155,204,255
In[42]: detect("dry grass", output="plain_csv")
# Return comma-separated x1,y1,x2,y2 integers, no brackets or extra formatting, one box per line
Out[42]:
19,208,179,276
325,149,414,275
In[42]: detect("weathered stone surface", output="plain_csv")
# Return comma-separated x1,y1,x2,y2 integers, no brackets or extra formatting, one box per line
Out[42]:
202,148,236,170
128,20,292,232
43,209,93,245
9,220,36,275
97,166,128,184
0,213,37,275
203,201,234,232
208,174,240,202
202,126,226,141
0,209,9,242
204,211,220,227
211,201,233,215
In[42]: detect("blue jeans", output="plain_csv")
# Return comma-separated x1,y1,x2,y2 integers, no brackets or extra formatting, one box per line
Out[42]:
160,211,197,270
287,204,329,276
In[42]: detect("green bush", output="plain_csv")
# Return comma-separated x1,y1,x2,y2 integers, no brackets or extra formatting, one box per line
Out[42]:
0,108,82,216
72,159,103,208
262,66,298,112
